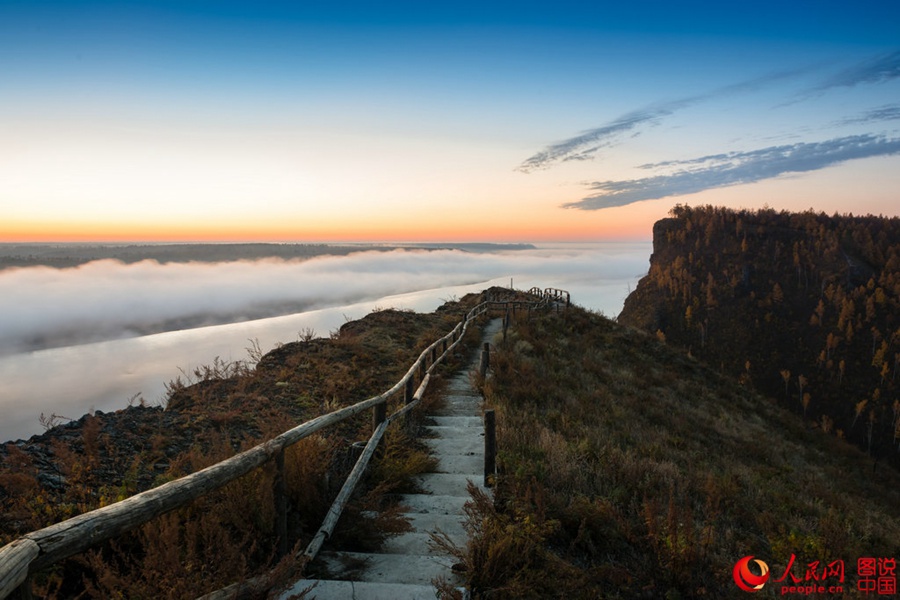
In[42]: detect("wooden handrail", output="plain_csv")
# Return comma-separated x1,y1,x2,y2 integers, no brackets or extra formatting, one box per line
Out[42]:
544,287,571,307
0,292,563,599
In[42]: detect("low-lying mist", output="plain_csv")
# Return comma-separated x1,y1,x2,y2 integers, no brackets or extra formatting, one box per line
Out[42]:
0,243,651,441
0,245,649,355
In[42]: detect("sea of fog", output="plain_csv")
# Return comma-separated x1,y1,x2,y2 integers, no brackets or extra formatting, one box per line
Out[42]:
0,243,650,442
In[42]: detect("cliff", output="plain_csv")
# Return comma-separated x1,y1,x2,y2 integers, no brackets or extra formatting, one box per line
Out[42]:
619,205,900,468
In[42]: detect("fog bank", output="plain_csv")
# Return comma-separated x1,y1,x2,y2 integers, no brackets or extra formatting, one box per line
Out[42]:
0,243,650,441
0,245,649,354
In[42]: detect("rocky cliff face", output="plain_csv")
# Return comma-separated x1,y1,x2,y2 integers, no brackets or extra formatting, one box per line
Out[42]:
618,206,900,469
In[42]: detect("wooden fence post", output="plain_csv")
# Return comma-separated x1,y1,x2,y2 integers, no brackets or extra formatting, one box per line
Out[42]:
0,295,574,600
503,307,510,343
274,449,288,559
373,402,386,432
349,441,366,464
405,377,415,407
484,409,496,487
15,577,33,600
403,376,416,428
372,402,387,459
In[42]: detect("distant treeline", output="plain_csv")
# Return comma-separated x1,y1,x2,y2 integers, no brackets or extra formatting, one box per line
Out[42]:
0,242,535,270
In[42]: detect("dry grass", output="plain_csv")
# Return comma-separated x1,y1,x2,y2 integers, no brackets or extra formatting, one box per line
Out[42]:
1,293,490,598
453,305,900,598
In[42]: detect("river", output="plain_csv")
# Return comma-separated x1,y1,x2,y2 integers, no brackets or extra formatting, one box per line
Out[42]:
0,243,650,442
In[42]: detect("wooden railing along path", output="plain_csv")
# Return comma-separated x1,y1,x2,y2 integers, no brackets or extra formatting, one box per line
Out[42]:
0,288,566,599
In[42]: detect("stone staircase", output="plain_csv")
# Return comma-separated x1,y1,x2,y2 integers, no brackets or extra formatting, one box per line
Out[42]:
277,319,501,600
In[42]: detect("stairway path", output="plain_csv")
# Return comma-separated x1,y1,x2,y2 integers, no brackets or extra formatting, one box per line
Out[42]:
277,318,502,600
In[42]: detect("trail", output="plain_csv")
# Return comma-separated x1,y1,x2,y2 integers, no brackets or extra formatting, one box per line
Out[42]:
277,319,502,599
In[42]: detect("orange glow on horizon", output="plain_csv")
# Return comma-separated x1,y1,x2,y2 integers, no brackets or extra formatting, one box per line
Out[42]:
0,211,655,244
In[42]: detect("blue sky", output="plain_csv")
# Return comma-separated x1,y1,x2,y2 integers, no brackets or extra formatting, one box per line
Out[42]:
1,0,899,241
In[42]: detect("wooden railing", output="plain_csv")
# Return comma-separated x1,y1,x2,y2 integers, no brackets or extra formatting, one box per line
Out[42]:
545,287,571,307
0,288,559,599
527,286,569,308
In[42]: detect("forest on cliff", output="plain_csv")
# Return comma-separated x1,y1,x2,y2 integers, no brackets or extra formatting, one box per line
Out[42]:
619,205,900,468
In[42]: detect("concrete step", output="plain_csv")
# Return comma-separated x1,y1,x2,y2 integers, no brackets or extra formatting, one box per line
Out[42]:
412,472,484,496
434,404,482,417
445,393,481,402
406,512,467,540
437,403,482,416
279,579,455,599
424,436,482,456
381,531,465,555
277,319,501,599
424,425,485,438
445,375,478,392
396,493,468,516
315,551,463,586
445,381,480,393
428,416,482,428
433,453,483,476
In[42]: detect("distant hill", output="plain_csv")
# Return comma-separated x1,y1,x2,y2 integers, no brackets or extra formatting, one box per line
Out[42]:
619,205,900,469
0,242,535,270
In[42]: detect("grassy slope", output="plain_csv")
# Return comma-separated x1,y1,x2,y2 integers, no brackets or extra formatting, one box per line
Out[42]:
618,208,900,469
0,295,487,598
462,305,900,599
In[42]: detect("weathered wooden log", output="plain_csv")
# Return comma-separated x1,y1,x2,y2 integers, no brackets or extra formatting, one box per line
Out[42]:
0,539,38,600
0,297,553,600
20,387,403,574
192,301,541,599
302,419,389,562
301,369,434,562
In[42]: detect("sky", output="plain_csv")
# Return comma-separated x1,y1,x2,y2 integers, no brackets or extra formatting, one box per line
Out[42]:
2,0,899,242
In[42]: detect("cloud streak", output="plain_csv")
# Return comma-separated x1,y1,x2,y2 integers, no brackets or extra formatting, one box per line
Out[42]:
563,134,900,210
814,50,900,92
517,69,808,172
837,103,900,126
520,51,900,174
516,101,692,173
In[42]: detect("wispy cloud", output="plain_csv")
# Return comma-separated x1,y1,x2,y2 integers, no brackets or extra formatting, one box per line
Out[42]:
516,100,692,173
813,50,900,92
837,103,900,126
522,52,900,174
563,134,900,210
517,69,808,173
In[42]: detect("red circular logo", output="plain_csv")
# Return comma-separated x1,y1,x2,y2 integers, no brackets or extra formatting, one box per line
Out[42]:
733,556,770,592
